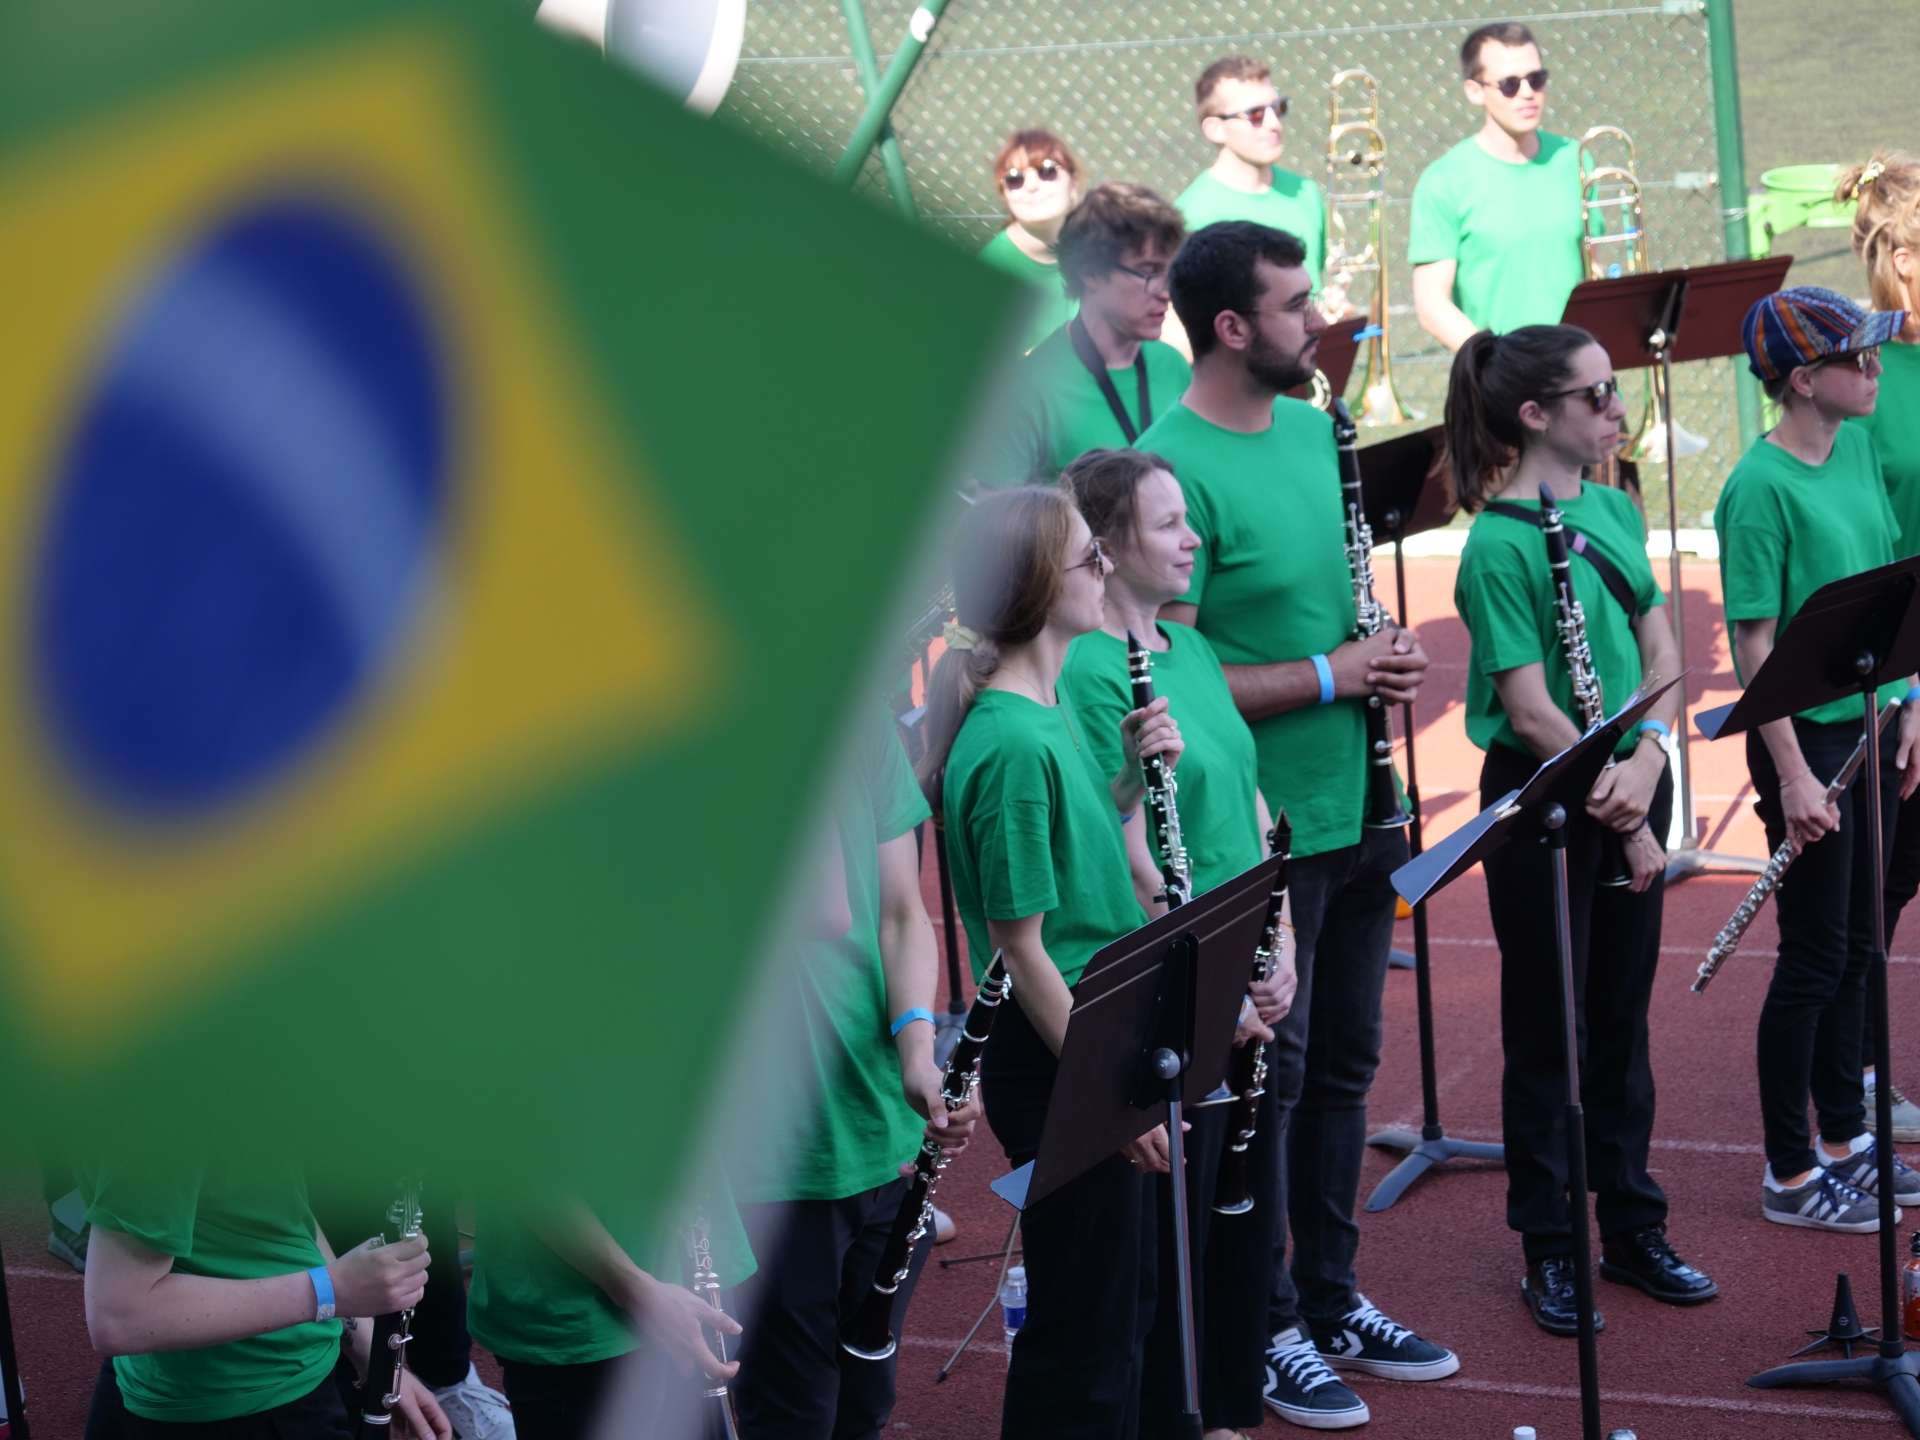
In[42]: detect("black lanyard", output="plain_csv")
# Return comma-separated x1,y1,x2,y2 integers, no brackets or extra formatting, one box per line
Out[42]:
1068,315,1151,443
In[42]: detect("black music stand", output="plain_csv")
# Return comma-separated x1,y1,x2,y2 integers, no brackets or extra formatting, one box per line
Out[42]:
1395,676,1681,1440
991,853,1282,1440
1356,427,1502,1210
1284,314,1365,407
0,1240,28,1440
1695,555,1920,1435
1560,256,1791,885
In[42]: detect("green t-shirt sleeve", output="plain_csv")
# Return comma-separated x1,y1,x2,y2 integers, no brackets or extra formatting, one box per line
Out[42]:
970,380,1049,490
873,719,932,844
1406,161,1461,266
1462,543,1549,676
1063,654,1130,794
83,1159,203,1259
962,742,1060,921
1719,482,1787,622
1180,473,1217,607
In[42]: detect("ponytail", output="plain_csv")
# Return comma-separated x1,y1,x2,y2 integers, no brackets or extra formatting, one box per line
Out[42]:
1442,324,1597,512
1838,152,1920,317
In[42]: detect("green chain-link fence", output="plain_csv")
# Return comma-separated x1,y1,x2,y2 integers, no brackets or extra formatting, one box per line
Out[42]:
724,1,1744,530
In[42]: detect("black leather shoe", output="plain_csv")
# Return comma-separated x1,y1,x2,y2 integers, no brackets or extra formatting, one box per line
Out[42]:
1600,1225,1719,1304
1522,1256,1605,1337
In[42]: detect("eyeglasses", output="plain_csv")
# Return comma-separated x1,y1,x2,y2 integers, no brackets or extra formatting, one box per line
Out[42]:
1212,96,1289,127
1002,158,1064,192
1476,68,1549,99
1112,261,1172,295
1065,537,1108,574
1542,377,1620,412
1808,347,1883,376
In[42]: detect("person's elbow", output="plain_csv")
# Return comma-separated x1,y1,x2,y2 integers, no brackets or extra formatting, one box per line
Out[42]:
85,1285,139,1357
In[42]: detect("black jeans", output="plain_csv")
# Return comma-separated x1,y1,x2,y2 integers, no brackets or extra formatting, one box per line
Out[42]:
1751,716,1902,1177
499,1356,619,1440
731,1179,931,1440
1886,786,1920,947
88,1363,351,1440
1265,825,1407,1335
982,996,1156,1440
1481,744,1672,1263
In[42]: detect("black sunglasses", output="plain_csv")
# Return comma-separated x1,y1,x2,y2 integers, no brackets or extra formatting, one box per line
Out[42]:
1002,158,1063,192
1213,96,1290,127
1065,537,1108,574
1542,377,1620,412
1477,68,1549,99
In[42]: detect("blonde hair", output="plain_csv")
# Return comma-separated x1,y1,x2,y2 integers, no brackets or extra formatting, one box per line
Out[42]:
1837,152,1920,314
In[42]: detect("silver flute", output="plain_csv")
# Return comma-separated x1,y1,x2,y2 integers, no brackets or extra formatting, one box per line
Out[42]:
1694,703,1898,994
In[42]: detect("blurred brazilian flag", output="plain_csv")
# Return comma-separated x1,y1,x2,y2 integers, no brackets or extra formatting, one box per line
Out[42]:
0,2,1014,1193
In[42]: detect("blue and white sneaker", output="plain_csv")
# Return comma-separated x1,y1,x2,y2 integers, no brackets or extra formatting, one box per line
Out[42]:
1264,1325,1369,1430
1761,1166,1888,1232
1822,1134,1920,1206
1308,1294,1460,1381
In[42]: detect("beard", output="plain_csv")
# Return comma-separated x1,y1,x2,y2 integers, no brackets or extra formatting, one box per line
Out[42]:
1247,329,1317,395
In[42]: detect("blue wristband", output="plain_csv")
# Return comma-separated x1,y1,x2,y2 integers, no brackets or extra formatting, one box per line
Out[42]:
307,1264,336,1322
1905,685,1920,707
889,1006,935,1038
1310,653,1335,706
1637,718,1670,742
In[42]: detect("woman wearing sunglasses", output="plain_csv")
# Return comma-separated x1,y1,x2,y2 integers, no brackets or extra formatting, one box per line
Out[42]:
979,129,1082,354
1409,21,1585,353
917,486,1180,1440
1446,324,1708,1337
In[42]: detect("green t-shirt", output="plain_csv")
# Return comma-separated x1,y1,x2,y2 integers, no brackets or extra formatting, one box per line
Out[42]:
943,686,1147,988
1062,623,1263,895
1175,169,1327,288
979,228,1077,354
1407,132,1584,335
468,1180,755,1367
1715,425,1905,724
80,1159,339,1424
1456,484,1663,758
973,326,1193,490
731,711,931,1203
1140,399,1366,859
1850,341,1920,562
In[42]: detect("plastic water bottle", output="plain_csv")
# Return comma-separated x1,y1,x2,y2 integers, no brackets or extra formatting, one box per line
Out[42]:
998,1264,1028,1363
1512,1429,1536,1440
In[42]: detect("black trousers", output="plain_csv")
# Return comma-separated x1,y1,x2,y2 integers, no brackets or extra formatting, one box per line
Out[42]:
1885,786,1920,947
87,1362,352,1440
981,995,1156,1440
1140,1073,1280,1433
1751,716,1901,1176
731,1178,932,1440
1481,744,1671,1263
500,1356,618,1440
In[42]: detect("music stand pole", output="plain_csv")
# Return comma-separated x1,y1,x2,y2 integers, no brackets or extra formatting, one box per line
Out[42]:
0,1239,29,1440
1365,513,1503,1211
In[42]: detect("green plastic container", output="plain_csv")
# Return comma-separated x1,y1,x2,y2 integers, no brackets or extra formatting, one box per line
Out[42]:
1749,163,1858,256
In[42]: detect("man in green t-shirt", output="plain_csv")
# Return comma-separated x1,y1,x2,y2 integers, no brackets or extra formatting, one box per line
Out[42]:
1408,21,1584,349
1174,56,1326,292
1716,285,1920,1233
1147,220,1457,1432
969,183,1189,490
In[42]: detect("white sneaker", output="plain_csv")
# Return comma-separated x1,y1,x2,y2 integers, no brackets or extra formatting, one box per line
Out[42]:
433,1363,515,1440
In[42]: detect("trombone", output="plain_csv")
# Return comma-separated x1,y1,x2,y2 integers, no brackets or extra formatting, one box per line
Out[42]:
1325,67,1415,426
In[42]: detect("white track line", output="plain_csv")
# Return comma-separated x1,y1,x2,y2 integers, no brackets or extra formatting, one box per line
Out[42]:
1419,934,1920,966
7,1263,81,1282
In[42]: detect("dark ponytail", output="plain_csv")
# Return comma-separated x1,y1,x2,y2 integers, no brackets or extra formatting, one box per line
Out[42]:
1442,324,1596,512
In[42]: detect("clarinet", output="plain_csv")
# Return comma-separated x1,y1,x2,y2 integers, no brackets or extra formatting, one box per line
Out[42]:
1214,813,1293,1216
687,1205,743,1439
1694,704,1895,994
1540,484,1631,888
357,1181,422,1438
843,952,1011,1360
1333,400,1410,830
1127,632,1193,909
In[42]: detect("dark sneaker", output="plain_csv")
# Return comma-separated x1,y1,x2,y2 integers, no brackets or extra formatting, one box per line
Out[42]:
1761,1167,1885,1231
1522,1256,1605,1337
1864,1075,1920,1143
1599,1226,1718,1304
1308,1294,1460,1381
1823,1137,1920,1207
1264,1325,1370,1430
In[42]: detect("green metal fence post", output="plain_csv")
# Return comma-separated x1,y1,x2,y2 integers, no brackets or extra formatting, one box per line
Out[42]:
841,0,918,219
1706,0,1763,449
833,0,952,188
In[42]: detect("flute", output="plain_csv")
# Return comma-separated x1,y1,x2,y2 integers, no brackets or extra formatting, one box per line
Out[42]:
687,1204,743,1439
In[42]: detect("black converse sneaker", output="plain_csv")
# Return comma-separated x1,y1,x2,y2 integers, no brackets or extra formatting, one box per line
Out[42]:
1761,1166,1886,1231
1264,1325,1369,1430
1308,1294,1461,1381
1822,1136,1920,1207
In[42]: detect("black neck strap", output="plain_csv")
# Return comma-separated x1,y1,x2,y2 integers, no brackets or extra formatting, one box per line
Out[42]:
1483,500,1640,620
1068,315,1151,443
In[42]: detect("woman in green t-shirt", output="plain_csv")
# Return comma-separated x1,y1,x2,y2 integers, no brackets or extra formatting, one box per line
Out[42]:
1059,448,1296,1440
916,485,1178,1440
1446,324,1713,1336
978,129,1081,354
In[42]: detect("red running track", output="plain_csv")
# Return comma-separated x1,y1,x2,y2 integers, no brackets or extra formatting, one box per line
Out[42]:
6,559,1918,1438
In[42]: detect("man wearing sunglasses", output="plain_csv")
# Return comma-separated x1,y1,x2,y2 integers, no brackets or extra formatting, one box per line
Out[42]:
1409,21,1584,352
1146,221,1456,1431
1175,56,1327,293
971,183,1189,490
1716,286,1920,1234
